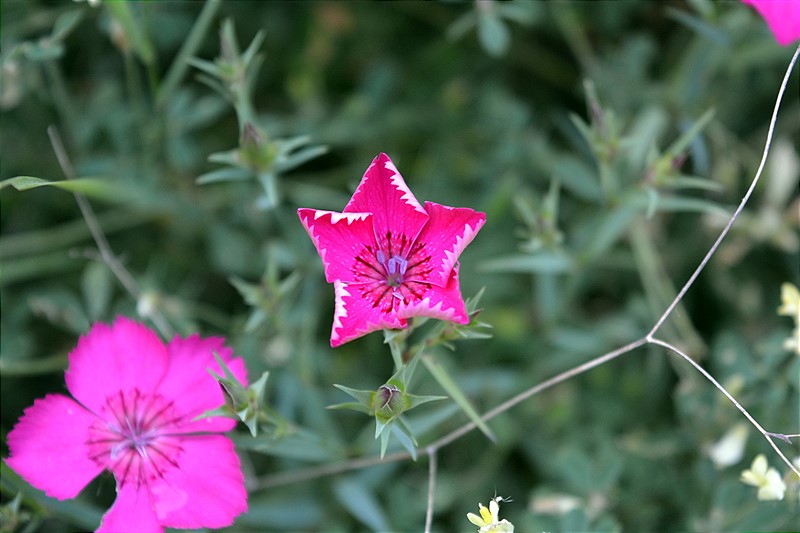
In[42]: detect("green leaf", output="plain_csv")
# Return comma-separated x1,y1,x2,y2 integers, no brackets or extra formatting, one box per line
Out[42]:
447,11,478,40
0,353,68,376
81,261,112,321
579,200,640,262
241,29,266,69
51,9,84,41
392,420,419,460
0,251,79,286
187,56,221,78
105,2,155,64
422,353,495,441
477,12,510,57
196,167,251,185
664,175,725,192
664,107,715,159
207,149,240,166
648,195,731,218
405,392,447,410
0,176,119,200
333,478,391,532
326,401,373,415
498,2,539,25
331,384,375,410
552,156,604,203
21,41,64,61
274,144,328,174
665,6,730,44
156,0,222,107
481,251,573,274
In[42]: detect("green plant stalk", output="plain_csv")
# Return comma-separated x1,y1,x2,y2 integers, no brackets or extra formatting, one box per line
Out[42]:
257,171,279,209
43,60,81,148
233,85,257,133
630,220,705,355
551,3,596,75
386,333,405,372
124,49,148,170
104,1,155,65
156,0,222,108
0,250,82,286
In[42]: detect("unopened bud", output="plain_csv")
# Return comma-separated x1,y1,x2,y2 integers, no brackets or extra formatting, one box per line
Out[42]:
373,384,405,421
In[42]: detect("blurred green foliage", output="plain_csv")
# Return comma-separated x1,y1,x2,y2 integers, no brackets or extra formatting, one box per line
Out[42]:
1,0,798,531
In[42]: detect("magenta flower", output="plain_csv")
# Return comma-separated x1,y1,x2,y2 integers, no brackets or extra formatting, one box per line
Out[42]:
5,317,248,533
298,153,486,347
742,0,800,45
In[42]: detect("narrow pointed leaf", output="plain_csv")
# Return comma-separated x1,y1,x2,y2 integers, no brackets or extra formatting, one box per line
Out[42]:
196,167,251,184
480,251,573,274
422,354,495,441
332,384,375,409
333,478,391,531
392,422,418,461
0,176,119,200
405,393,447,410
665,108,715,158
105,2,155,64
326,402,373,415
379,427,391,458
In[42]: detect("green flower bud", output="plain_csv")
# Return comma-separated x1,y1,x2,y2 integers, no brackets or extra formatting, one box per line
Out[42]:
373,384,406,421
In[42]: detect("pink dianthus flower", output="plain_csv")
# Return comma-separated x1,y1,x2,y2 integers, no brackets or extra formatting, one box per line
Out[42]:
298,153,486,347
5,317,248,532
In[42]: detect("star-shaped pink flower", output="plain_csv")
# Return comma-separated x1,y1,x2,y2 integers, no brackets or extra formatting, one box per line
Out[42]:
298,153,486,347
5,317,248,533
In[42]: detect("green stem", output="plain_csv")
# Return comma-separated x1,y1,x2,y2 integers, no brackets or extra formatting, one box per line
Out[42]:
385,331,405,372
257,171,279,209
43,60,81,148
156,0,222,108
630,221,705,355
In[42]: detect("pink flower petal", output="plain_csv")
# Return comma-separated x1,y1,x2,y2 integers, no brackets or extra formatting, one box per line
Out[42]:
150,435,247,529
65,317,169,414
343,153,430,258
156,334,248,433
331,279,407,347
5,394,104,500
298,153,486,346
98,483,162,533
416,202,486,287
743,0,800,45
397,264,470,323
298,209,375,284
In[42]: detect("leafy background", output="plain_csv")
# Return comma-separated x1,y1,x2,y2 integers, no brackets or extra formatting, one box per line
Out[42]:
1,0,798,531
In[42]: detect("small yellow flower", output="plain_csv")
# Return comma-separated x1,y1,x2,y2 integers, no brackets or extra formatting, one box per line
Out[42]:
740,454,787,501
778,283,800,319
467,497,514,533
708,423,749,469
778,283,800,355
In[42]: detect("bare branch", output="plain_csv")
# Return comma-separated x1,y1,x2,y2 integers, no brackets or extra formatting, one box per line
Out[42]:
47,126,175,339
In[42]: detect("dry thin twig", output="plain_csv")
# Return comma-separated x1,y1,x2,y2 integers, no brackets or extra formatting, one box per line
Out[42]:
47,126,175,339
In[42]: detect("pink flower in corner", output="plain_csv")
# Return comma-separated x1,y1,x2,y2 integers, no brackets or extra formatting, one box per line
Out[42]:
742,0,800,46
298,153,486,347
5,317,248,533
